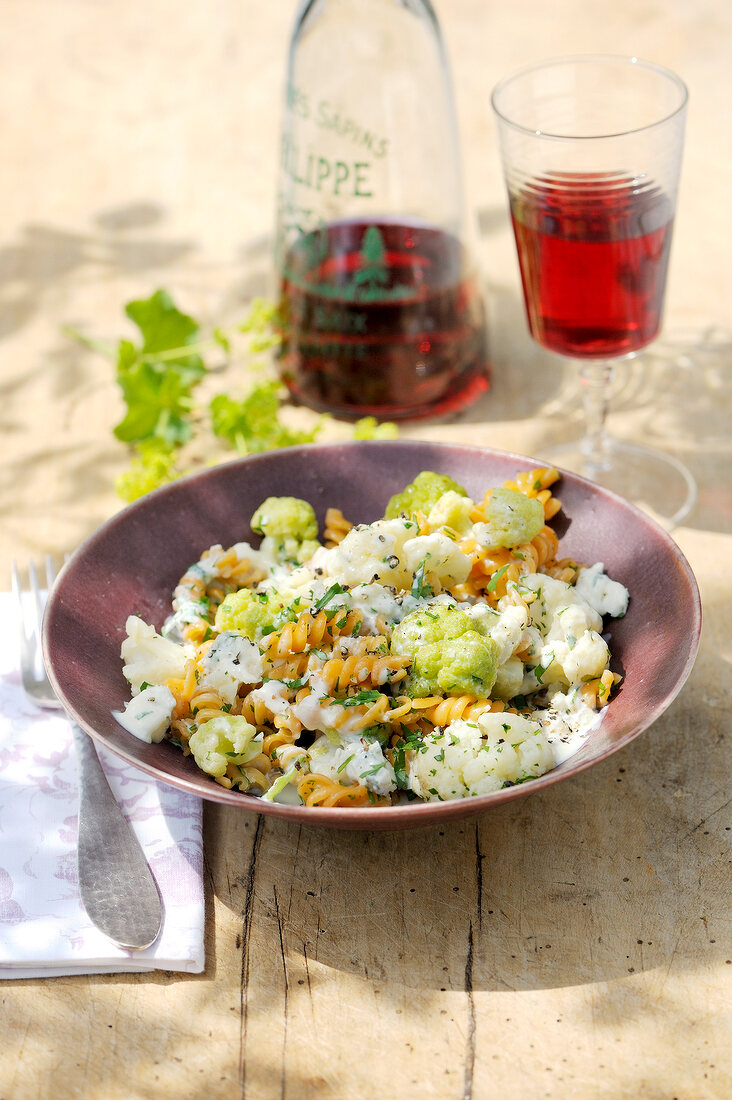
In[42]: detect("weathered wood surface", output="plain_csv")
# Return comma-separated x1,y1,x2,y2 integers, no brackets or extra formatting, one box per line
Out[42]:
1,1,730,1097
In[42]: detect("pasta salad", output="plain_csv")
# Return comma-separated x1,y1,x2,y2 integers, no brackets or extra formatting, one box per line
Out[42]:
115,467,629,807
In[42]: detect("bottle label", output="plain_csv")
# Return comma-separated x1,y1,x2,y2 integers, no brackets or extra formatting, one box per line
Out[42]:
276,82,392,278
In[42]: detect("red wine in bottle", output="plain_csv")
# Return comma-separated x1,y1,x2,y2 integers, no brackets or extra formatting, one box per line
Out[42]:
277,219,489,419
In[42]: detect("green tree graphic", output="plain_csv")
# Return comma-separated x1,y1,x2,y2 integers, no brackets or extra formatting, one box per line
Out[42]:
352,225,388,299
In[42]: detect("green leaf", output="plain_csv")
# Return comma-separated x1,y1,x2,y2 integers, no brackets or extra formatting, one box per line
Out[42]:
114,358,195,444
112,290,207,446
115,439,181,502
210,381,320,453
125,289,199,360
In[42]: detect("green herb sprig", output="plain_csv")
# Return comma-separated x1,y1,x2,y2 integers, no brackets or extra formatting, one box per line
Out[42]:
66,288,397,501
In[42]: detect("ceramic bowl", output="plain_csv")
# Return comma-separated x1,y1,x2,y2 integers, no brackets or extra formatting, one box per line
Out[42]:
43,440,701,831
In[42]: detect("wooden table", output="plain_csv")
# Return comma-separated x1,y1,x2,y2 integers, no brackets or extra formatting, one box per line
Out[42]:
2,1,730,1097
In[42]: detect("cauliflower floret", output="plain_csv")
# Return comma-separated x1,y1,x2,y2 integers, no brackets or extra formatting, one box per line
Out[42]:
561,630,611,684
384,471,468,520
521,630,611,694
307,734,397,797
520,573,602,637
470,602,529,664
290,681,376,737
114,684,175,743
516,624,544,665
346,582,404,633
188,715,261,778
230,540,281,574
320,518,414,588
403,531,472,588
546,601,601,648
121,615,192,694
391,603,499,697
244,679,292,718
492,656,525,700
575,562,629,618
198,632,263,705
472,488,544,549
406,713,554,800
532,689,601,764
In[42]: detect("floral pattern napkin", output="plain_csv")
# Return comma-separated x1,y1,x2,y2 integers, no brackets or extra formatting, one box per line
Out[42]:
0,593,205,977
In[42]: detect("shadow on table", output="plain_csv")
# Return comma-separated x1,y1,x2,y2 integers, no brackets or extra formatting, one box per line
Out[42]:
212,666,727,998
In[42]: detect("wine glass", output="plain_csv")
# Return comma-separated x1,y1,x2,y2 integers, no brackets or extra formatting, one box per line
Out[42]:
491,55,695,528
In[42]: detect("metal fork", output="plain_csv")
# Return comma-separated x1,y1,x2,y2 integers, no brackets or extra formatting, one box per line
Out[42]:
12,557,163,950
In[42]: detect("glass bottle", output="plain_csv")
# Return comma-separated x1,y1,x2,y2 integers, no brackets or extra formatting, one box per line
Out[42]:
274,0,489,420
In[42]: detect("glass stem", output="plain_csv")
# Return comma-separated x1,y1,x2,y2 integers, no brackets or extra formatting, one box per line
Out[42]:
578,360,614,473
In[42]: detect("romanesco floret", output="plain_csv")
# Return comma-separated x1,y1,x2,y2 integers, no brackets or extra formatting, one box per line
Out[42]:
391,603,499,697
251,496,318,540
391,602,469,651
426,489,475,534
250,497,321,565
260,534,321,565
473,488,544,548
187,715,261,778
406,713,554,800
215,587,291,639
384,471,467,519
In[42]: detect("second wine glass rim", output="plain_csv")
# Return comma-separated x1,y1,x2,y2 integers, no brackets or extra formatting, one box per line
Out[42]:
491,54,689,140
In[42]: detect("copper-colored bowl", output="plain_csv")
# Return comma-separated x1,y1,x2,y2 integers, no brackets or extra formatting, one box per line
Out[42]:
43,441,701,831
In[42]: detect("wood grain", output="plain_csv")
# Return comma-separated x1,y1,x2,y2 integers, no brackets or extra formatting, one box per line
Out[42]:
1,0,731,1097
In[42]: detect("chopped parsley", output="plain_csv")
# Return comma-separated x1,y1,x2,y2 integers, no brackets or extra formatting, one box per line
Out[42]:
360,761,386,777
411,557,434,599
337,689,383,707
486,563,510,592
313,582,348,612
533,654,554,683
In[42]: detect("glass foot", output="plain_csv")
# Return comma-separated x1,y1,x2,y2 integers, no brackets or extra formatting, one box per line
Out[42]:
539,438,697,531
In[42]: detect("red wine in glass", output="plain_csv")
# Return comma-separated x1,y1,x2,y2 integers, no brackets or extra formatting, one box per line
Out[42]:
509,175,674,358
277,220,489,419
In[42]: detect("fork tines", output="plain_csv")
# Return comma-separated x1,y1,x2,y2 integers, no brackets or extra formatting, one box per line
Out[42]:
12,556,62,700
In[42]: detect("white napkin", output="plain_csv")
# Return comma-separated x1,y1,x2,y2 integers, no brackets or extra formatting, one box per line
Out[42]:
0,593,205,977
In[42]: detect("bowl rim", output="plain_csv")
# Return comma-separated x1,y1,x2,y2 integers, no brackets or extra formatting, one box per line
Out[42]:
43,439,703,829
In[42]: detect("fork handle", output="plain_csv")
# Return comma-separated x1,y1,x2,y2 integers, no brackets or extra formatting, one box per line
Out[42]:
72,724,163,950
